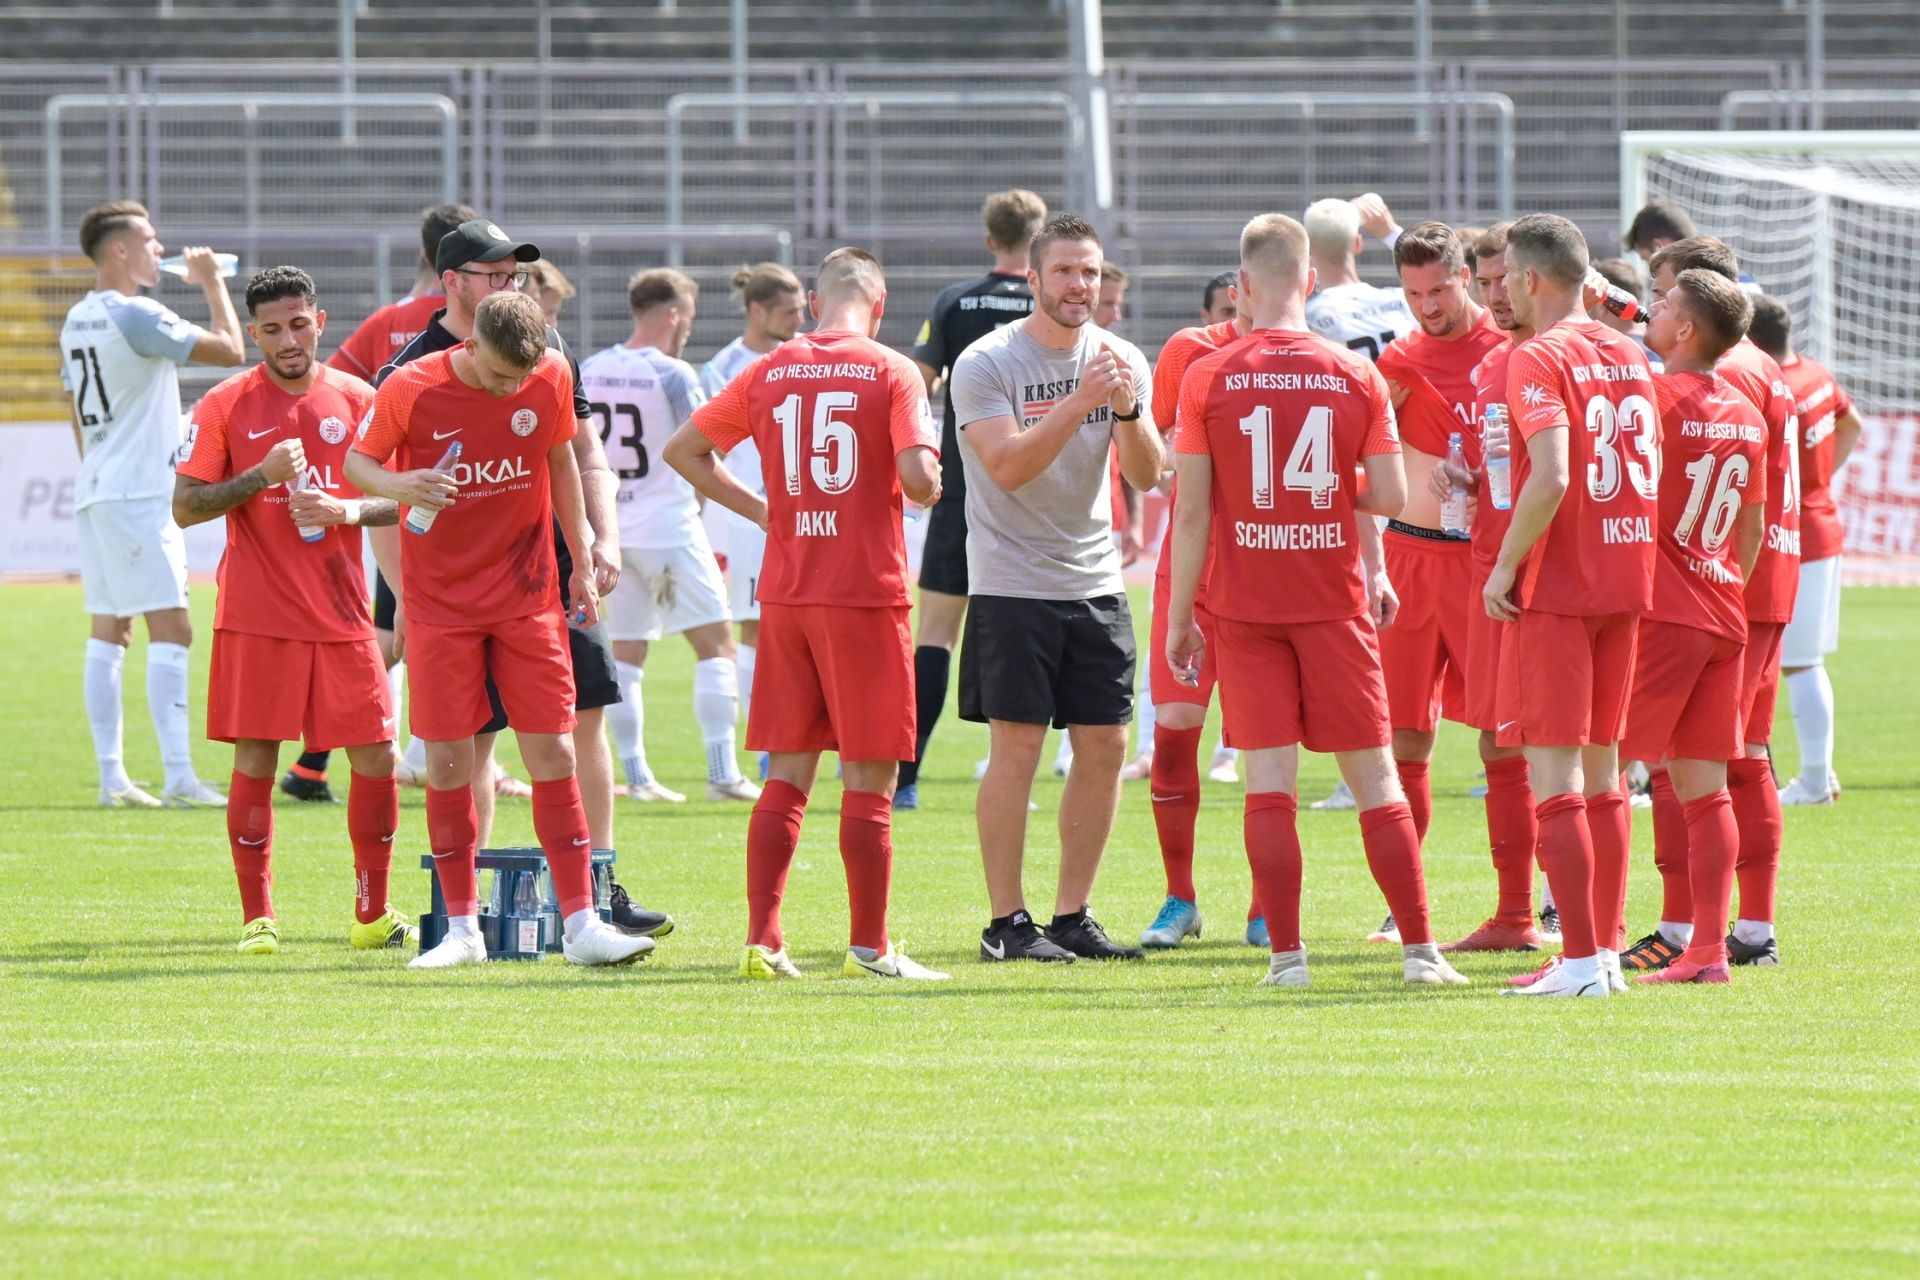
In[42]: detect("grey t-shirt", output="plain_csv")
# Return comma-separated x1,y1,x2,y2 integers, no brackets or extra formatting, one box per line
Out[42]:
948,320,1152,601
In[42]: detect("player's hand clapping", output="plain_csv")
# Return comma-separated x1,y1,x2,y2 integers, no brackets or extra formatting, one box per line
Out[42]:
1076,345,1127,413
259,438,307,486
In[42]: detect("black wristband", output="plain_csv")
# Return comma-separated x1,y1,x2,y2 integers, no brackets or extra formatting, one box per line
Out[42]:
1113,405,1142,422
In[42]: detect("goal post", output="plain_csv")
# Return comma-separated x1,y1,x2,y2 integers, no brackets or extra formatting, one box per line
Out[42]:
1622,130,1920,583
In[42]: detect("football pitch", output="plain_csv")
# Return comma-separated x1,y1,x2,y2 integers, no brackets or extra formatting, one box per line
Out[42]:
3,580,1916,1277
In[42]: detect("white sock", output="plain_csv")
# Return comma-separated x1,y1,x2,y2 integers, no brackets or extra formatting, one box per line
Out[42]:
85,638,130,789
147,641,196,792
1213,737,1237,764
1658,920,1693,947
1733,917,1775,945
564,906,599,940
737,643,756,719
446,913,480,940
403,734,427,773
1541,878,1557,912
1785,665,1835,793
1560,953,1601,984
1135,666,1156,751
694,657,742,783
606,661,653,786
1055,733,1075,770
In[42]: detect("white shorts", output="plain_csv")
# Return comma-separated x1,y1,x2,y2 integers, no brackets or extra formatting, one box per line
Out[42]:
605,538,731,641
720,526,765,623
1781,554,1843,667
78,496,189,617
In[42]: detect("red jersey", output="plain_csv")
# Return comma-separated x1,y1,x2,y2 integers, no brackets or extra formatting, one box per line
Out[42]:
1506,318,1658,617
352,348,577,627
1648,371,1769,643
1717,338,1800,622
690,330,936,608
1467,339,1519,568
1152,320,1241,595
181,364,378,642
1779,353,1854,563
1174,328,1399,625
327,294,446,380
1377,308,1505,464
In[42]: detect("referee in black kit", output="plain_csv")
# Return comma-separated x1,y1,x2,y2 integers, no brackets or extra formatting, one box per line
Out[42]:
384,218,675,937
894,189,1047,810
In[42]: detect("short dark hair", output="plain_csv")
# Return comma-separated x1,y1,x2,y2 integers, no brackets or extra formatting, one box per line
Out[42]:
1393,220,1465,274
421,203,479,265
1507,213,1589,288
474,292,549,369
1625,200,1696,254
244,265,317,315
1592,256,1646,303
1473,221,1514,266
1746,293,1792,359
1455,225,1488,269
1100,261,1129,286
78,200,149,262
1650,235,1739,284
983,189,1048,253
1673,267,1752,359
1029,213,1101,271
627,267,698,314
1203,269,1236,311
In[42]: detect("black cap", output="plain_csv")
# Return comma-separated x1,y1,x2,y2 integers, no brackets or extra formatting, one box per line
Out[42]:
435,219,541,274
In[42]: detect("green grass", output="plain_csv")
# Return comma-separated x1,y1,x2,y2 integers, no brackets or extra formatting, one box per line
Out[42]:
2,581,1917,1277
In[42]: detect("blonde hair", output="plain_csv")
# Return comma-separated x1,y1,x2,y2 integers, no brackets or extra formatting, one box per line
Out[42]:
1302,198,1360,264
1240,213,1309,283
526,259,575,300
982,189,1048,252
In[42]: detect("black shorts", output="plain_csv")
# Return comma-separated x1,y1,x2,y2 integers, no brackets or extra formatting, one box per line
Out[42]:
918,493,970,597
372,570,397,632
479,619,621,734
959,593,1135,729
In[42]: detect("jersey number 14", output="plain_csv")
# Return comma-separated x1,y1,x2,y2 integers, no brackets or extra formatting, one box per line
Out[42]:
1240,404,1338,510
774,391,859,496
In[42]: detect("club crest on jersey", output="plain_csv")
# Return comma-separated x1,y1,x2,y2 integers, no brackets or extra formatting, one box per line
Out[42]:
511,408,539,437
318,416,348,445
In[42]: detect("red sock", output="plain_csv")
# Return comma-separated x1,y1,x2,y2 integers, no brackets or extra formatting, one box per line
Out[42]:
1586,787,1630,953
227,771,275,921
1483,756,1536,925
1396,759,1432,843
425,784,479,917
531,777,595,918
347,771,399,923
1150,724,1204,902
1729,756,1782,924
1359,801,1432,945
1649,768,1691,926
1534,792,1597,959
1243,791,1302,952
839,789,893,952
747,780,809,950
1682,788,1738,968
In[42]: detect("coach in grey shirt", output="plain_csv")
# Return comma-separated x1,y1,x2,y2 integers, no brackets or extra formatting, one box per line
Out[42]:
948,213,1164,964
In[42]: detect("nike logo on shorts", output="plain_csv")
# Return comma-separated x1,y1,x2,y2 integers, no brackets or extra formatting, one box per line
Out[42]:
1498,721,1518,732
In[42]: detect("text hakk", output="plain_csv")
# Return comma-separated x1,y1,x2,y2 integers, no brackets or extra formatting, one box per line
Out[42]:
1235,520,1348,550
1601,515,1653,544
1223,371,1351,393
796,510,838,536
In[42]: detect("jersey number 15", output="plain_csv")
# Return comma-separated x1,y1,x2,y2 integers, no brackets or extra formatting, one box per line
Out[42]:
774,391,859,496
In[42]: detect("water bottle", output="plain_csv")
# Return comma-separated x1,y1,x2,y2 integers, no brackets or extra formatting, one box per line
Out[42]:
1587,268,1643,323
512,868,541,954
158,252,239,279
1440,432,1469,534
404,440,462,535
538,865,562,950
1483,404,1513,512
291,473,325,544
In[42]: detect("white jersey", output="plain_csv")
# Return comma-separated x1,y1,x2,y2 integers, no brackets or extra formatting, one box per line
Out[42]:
1304,282,1416,363
699,336,772,548
60,290,199,509
579,342,707,549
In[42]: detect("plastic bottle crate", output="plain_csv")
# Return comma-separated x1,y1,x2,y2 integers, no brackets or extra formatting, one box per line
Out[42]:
417,847,616,960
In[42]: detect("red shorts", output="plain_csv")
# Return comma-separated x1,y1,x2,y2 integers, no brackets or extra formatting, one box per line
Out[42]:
1463,561,1507,732
1148,570,1219,708
1741,620,1785,745
1379,528,1474,732
1216,614,1390,753
1496,609,1640,749
1621,619,1745,764
406,609,576,741
207,629,394,749
750,602,915,761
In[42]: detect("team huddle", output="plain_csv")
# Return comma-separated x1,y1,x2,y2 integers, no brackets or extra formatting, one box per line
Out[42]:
61,183,1860,994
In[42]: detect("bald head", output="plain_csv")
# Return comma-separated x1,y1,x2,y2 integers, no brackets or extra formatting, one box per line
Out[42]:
815,246,886,305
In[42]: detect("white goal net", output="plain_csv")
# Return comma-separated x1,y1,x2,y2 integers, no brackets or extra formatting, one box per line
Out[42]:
1624,131,1920,584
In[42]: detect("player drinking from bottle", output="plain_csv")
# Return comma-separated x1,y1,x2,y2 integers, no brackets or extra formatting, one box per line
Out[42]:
664,248,948,980
347,292,650,970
